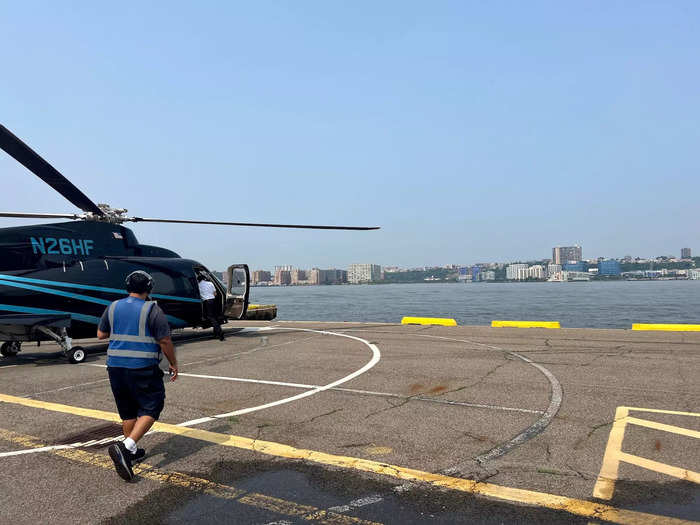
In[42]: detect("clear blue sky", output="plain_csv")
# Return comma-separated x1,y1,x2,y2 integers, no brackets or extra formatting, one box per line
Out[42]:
1,1,698,270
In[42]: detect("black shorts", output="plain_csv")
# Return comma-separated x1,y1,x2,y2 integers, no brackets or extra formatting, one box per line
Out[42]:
107,365,165,420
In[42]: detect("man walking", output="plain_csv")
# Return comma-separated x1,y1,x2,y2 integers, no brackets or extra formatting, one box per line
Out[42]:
198,273,224,340
97,270,178,481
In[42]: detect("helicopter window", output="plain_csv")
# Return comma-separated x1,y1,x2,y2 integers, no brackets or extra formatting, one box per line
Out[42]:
149,270,194,296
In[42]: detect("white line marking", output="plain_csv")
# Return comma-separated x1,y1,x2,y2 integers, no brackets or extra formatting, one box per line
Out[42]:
0,365,18,369
176,327,381,426
166,371,542,415
177,372,315,389
0,434,127,458
79,327,382,427
180,336,318,367
21,378,110,398
327,494,384,513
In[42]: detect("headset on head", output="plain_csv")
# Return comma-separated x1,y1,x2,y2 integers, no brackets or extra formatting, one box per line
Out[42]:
125,270,154,294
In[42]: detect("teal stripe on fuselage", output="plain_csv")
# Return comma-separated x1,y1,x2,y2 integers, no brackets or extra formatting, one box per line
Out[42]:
0,280,189,328
0,279,112,306
0,274,201,303
0,303,101,324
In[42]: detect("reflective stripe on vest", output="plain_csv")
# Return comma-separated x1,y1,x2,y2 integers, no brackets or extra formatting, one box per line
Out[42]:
106,297,161,369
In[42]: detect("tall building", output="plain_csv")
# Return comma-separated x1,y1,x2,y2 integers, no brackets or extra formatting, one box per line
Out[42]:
274,265,293,285
348,264,382,283
552,245,582,265
252,270,272,284
681,248,692,259
506,263,528,280
290,269,308,284
309,268,347,285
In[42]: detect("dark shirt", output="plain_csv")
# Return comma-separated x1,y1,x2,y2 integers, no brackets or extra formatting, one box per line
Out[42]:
98,300,171,341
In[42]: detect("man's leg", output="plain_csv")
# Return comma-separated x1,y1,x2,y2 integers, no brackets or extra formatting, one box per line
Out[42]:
128,415,156,443
205,300,223,340
122,419,136,438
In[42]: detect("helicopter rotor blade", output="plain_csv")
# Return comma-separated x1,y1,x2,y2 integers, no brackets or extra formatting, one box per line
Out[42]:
130,217,380,230
0,125,104,216
0,211,82,220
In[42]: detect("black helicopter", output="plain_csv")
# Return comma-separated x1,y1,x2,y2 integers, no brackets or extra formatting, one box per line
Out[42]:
0,124,378,363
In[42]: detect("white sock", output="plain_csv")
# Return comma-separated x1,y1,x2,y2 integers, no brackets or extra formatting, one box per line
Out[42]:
123,437,137,453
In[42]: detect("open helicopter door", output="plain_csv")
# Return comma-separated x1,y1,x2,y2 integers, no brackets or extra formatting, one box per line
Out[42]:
224,264,250,320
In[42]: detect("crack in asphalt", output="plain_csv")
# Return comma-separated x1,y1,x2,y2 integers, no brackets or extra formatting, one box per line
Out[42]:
433,359,511,399
363,396,417,420
573,420,614,450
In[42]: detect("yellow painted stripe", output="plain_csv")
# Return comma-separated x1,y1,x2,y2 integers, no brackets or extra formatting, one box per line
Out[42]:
0,393,687,525
0,428,379,525
618,452,700,484
401,317,457,326
593,407,629,500
625,407,700,417
626,416,700,439
632,323,700,332
491,320,560,329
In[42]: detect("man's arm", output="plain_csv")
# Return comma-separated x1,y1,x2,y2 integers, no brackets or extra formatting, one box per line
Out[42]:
97,307,110,340
149,304,178,381
158,336,178,381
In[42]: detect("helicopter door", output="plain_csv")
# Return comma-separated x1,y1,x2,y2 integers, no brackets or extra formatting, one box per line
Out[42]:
224,264,250,320
193,266,226,317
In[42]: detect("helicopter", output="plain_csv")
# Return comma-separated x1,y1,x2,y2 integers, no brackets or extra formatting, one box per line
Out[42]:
0,124,378,363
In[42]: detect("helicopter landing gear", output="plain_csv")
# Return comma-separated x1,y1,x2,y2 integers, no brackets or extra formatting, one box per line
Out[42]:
0,341,21,358
34,326,86,364
67,346,86,364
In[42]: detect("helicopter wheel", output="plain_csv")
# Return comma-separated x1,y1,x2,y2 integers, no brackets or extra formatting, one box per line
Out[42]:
0,341,21,357
67,346,86,364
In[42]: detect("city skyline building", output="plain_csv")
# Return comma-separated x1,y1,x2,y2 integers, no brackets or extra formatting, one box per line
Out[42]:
252,270,272,284
528,265,545,280
348,263,382,283
506,263,528,280
598,259,621,276
681,247,692,259
553,245,583,265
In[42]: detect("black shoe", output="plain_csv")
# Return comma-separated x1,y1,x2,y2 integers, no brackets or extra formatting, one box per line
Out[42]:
129,448,146,463
108,442,134,481
219,335,225,341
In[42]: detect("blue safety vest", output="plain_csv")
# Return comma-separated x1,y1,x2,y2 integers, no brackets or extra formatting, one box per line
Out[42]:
106,297,161,368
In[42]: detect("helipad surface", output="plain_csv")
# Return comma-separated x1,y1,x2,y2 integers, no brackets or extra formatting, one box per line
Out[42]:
0,321,698,523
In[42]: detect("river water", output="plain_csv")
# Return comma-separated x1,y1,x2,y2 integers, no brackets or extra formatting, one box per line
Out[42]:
249,280,700,329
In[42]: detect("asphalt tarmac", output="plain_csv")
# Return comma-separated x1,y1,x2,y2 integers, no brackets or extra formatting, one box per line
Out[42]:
0,321,698,524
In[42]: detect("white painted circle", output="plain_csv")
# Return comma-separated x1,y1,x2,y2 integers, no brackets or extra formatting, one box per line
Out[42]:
177,326,381,427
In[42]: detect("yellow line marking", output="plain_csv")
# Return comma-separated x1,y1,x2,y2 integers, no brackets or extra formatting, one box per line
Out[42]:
401,317,457,326
626,407,700,417
491,320,560,329
594,406,700,501
617,452,700,484
626,417,700,439
0,428,379,525
0,393,690,524
632,323,700,332
593,407,629,500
